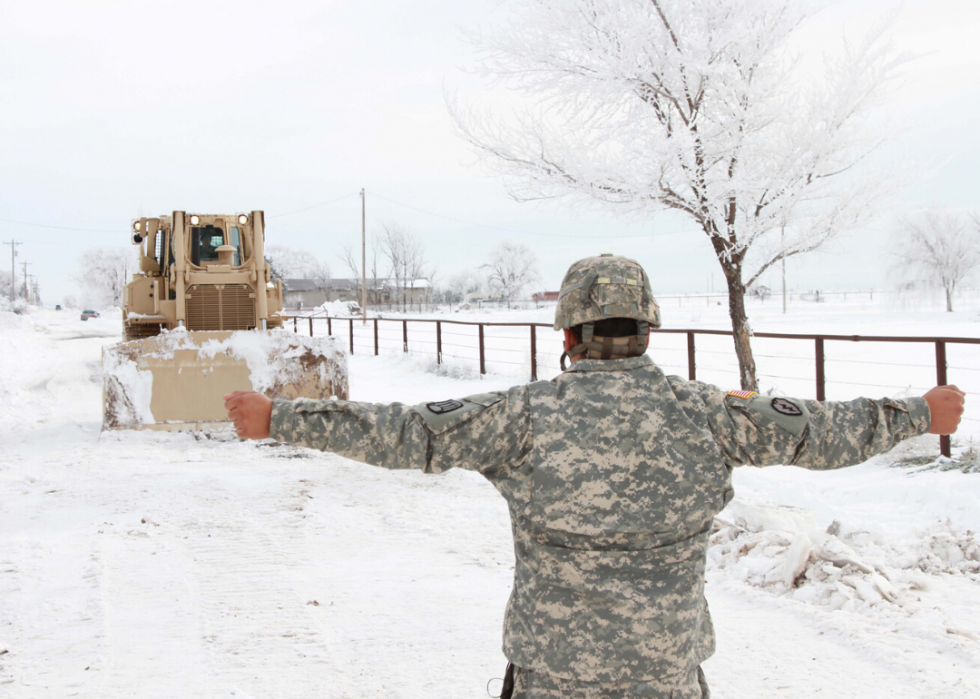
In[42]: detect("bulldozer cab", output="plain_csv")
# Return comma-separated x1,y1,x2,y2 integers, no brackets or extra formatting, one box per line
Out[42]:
189,223,245,268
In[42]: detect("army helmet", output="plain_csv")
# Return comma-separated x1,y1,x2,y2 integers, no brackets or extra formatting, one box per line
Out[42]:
554,254,661,365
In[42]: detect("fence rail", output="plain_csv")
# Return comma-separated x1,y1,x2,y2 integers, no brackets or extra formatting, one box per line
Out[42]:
286,313,980,458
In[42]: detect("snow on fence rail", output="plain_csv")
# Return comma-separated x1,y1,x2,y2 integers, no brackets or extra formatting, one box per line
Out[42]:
285,314,980,457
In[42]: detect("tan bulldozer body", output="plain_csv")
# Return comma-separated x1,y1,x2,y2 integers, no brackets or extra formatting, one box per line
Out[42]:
103,211,347,431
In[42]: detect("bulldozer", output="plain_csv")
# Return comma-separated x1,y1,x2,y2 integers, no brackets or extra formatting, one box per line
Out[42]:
102,210,347,431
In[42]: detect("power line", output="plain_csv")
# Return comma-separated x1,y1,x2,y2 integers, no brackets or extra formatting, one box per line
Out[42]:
0,216,124,233
370,192,678,240
268,193,360,219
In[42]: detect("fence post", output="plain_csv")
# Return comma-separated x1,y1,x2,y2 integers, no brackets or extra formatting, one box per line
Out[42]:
403,320,408,353
936,340,951,458
293,316,298,333
374,319,379,356
349,318,354,355
686,332,696,381
815,338,826,401
436,321,442,365
327,317,332,336
309,316,313,337
530,325,538,381
479,324,486,375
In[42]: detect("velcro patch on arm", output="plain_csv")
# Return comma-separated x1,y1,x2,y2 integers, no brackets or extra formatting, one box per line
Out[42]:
415,392,505,434
727,390,758,400
726,393,810,437
426,400,463,414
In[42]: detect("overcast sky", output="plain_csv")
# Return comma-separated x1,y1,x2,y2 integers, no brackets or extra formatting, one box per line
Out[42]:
2,0,979,305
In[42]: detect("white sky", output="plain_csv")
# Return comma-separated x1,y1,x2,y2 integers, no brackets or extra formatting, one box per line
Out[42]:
2,0,979,304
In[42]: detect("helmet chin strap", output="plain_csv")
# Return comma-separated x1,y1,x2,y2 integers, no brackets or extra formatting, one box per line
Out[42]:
559,321,650,370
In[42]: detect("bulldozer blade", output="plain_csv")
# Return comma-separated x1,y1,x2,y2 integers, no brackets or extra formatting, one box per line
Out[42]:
103,329,347,431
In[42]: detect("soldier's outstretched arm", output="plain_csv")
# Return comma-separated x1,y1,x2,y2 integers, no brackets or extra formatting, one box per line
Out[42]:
227,387,532,475
689,382,963,470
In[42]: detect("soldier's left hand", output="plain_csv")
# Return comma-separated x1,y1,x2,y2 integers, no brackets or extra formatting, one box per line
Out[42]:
923,385,966,435
223,390,273,440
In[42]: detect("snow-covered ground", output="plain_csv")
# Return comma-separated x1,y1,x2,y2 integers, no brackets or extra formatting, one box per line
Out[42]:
1,303,979,698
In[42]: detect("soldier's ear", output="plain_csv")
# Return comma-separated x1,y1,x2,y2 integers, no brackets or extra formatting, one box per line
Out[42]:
563,328,576,351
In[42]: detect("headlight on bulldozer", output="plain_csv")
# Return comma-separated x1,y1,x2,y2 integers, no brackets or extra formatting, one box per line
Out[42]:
133,220,142,231
238,214,248,225
189,215,201,225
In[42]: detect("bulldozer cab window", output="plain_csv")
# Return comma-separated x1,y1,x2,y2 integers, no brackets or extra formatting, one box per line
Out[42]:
229,227,244,267
191,226,225,266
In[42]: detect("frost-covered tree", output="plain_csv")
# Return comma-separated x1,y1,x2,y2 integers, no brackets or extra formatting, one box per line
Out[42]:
482,241,540,307
434,270,485,307
265,245,331,287
75,247,135,307
894,210,980,312
377,222,432,311
453,0,905,389
0,270,12,302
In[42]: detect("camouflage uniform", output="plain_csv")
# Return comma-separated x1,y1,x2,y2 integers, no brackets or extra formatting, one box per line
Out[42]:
269,357,931,698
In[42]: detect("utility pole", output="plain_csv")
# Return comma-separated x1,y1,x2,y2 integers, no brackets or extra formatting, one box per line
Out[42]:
360,188,367,325
4,240,20,303
781,225,787,315
22,261,31,302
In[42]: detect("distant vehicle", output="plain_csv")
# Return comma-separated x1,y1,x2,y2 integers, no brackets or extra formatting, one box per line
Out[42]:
80,310,100,321
55,304,62,311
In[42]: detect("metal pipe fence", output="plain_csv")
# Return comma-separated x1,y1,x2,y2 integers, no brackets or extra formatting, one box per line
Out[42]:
286,314,980,458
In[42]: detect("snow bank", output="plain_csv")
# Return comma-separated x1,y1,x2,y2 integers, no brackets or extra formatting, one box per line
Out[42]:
0,311,60,423
709,499,980,632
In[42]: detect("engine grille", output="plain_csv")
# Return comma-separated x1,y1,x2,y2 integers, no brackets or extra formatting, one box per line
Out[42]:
186,284,256,331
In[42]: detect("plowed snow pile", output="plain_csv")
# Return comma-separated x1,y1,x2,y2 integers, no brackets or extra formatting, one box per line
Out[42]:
709,501,979,639
0,311,75,429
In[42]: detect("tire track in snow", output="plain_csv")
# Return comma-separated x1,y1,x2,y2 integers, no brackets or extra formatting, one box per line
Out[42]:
175,472,347,698
96,525,211,698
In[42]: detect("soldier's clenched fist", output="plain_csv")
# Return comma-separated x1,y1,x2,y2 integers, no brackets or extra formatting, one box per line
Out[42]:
223,390,273,440
923,385,966,435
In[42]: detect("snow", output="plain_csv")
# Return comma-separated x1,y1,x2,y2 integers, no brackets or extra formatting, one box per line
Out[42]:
315,300,359,317
1,301,978,698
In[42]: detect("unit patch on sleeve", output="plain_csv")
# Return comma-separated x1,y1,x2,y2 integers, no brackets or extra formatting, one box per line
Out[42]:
426,400,464,414
727,390,758,400
771,397,803,416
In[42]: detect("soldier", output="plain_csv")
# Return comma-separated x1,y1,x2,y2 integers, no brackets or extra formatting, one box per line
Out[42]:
225,254,965,699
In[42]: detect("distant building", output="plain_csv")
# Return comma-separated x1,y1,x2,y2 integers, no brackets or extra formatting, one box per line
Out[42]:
282,278,432,309
532,291,560,303
464,291,502,305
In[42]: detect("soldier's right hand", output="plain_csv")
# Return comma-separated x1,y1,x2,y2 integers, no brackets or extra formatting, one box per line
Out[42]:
923,385,966,435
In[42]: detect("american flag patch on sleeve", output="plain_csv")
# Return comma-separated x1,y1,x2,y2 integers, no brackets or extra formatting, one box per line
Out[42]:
727,390,758,399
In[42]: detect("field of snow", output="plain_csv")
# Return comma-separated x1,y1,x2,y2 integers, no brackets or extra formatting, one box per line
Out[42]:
1,300,979,698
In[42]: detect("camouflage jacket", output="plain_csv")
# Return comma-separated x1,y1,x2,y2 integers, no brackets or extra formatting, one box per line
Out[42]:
270,355,930,691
